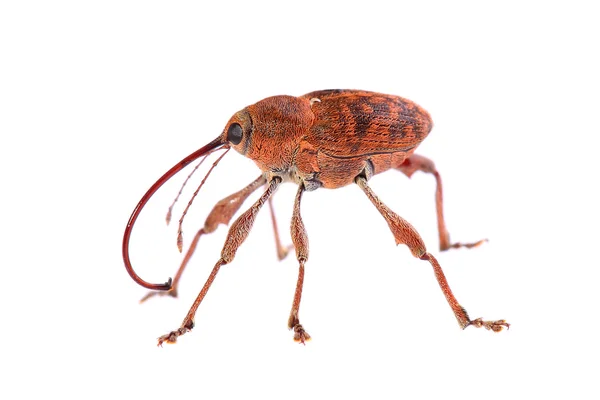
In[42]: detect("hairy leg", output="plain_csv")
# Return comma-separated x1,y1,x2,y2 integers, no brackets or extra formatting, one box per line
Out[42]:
397,153,487,251
157,177,282,345
356,175,508,332
268,196,294,261
140,175,267,303
287,184,311,344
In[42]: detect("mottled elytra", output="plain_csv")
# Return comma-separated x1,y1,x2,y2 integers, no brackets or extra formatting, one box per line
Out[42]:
122,89,509,346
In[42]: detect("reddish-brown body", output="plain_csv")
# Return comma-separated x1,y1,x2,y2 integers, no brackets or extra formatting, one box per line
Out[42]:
228,90,432,189
122,89,508,346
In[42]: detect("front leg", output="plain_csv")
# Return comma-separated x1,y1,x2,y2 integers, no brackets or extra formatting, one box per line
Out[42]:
157,177,282,345
140,175,267,303
355,175,508,332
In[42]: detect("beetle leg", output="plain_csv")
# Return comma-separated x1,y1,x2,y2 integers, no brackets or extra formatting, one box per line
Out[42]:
397,154,487,251
355,176,508,333
287,184,311,344
140,175,266,303
157,177,281,345
268,196,294,261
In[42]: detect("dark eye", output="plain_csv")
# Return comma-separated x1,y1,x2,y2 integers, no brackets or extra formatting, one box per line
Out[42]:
227,123,243,145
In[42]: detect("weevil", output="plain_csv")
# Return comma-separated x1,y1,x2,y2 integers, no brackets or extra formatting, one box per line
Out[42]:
122,89,509,345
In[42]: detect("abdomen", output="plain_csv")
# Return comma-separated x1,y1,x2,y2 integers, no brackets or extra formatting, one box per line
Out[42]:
296,90,432,188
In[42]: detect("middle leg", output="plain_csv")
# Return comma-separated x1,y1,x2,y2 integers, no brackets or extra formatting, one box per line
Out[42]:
287,184,311,344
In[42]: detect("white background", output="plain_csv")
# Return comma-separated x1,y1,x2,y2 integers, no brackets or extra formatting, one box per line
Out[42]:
2,1,598,399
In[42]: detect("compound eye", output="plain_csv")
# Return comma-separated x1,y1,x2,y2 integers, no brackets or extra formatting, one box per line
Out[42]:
227,123,243,145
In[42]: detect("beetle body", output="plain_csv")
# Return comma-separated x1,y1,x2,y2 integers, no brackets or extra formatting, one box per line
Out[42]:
226,90,432,190
122,89,508,346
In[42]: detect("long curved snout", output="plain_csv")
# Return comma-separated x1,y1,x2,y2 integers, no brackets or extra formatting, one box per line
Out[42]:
122,136,227,291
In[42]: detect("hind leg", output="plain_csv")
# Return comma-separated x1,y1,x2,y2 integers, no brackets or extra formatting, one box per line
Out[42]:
355,175,508,332
397,154,487,251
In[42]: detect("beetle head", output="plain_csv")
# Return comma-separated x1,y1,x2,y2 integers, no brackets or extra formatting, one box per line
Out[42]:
222,95,314,172
123,95,314,291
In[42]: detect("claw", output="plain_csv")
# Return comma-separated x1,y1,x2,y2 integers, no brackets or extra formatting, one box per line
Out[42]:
292,324,311,345
157,331,180,346
139,289,178,304
468,318,510,332
442,238,488,251
157,320,194,346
